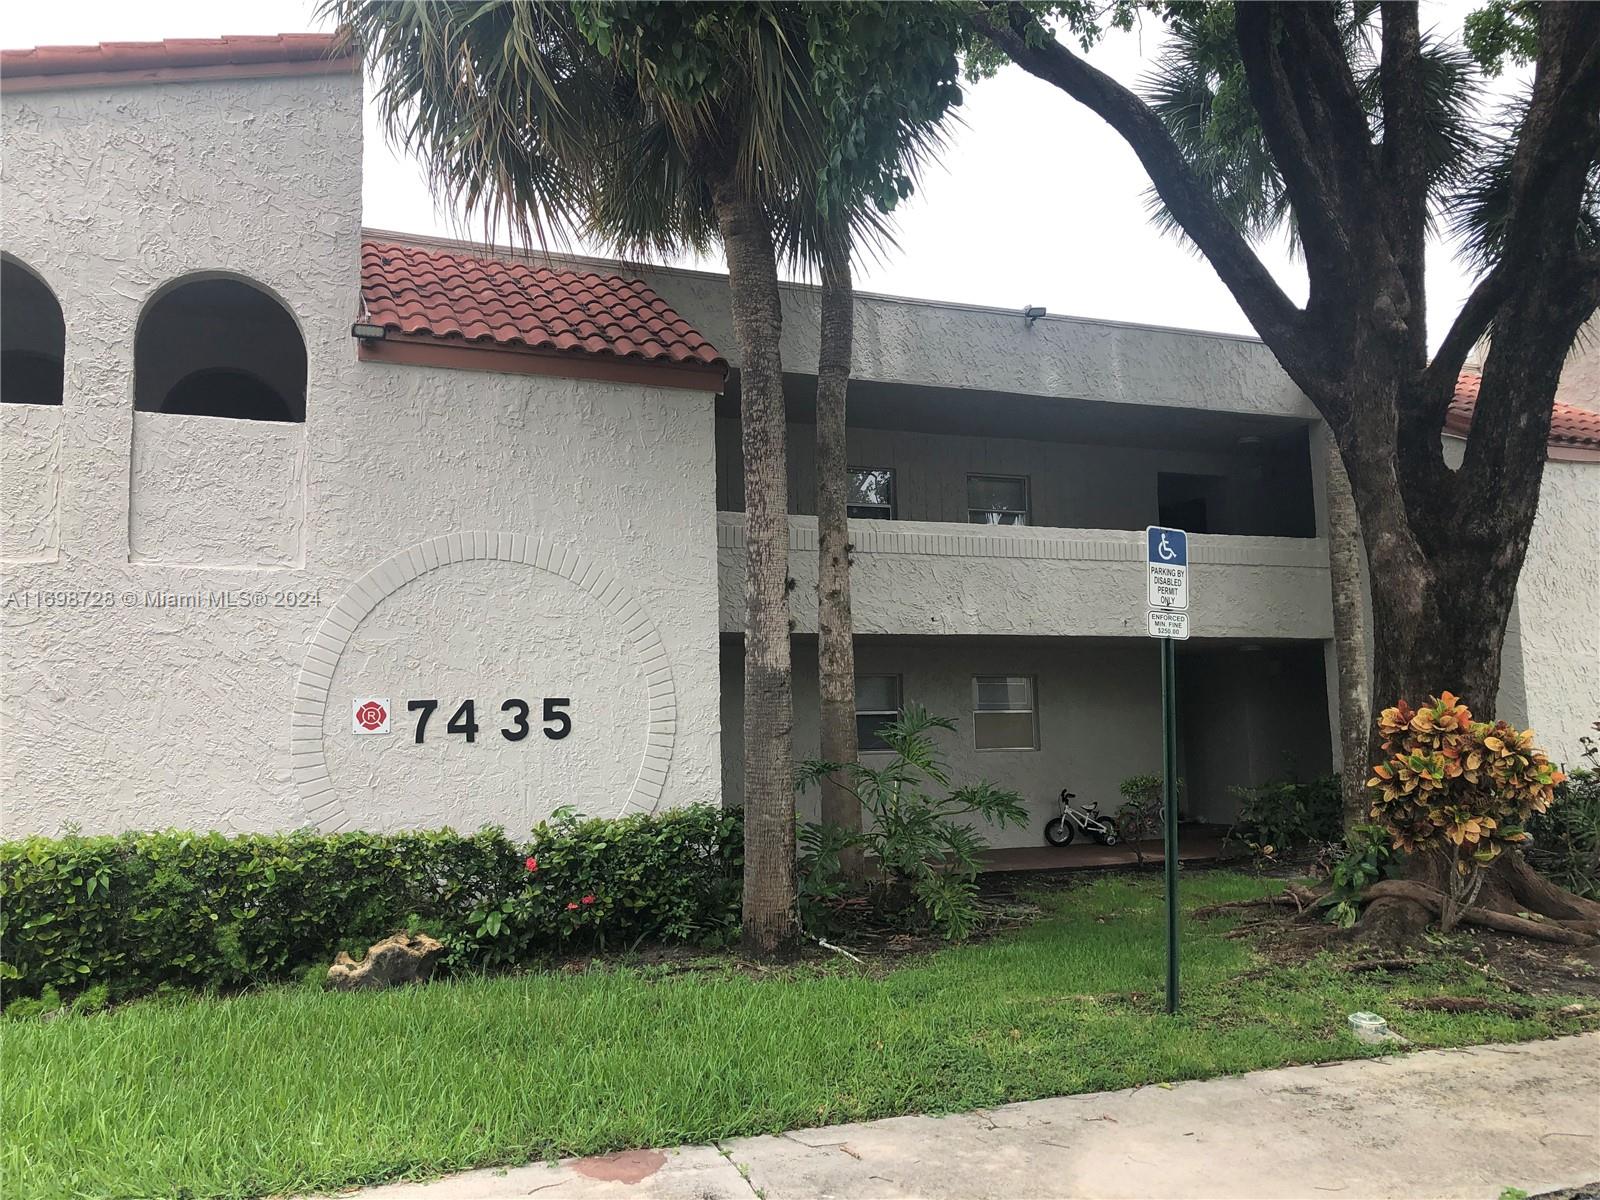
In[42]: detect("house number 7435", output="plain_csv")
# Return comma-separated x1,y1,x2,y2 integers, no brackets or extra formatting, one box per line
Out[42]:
406,698,571,744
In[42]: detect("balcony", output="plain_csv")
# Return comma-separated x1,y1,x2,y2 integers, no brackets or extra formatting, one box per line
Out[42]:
716,512,1331,641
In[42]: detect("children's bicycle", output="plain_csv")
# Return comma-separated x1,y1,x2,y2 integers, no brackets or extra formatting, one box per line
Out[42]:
1042,790,1123,847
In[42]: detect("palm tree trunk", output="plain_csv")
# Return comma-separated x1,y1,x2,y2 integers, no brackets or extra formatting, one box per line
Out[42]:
1324,437,1370,832
713,181,798,958
814,224,864,881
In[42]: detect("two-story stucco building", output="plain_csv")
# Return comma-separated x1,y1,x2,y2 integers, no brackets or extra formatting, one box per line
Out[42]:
3,35,1596,848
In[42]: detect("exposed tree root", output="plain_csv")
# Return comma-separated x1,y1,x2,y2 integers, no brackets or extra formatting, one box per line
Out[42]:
1352,851,1600,950
1360,880,1596,946
1193,884,1322,918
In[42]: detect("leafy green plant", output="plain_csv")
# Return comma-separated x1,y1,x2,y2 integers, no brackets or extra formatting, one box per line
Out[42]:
797,705,1026,939
1229,775,1341,856
1526,723,1600,899
1321,823,1404,927
0,807,742,1006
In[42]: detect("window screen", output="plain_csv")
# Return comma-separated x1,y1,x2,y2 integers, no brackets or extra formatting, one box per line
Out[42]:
848,468,895,520
855,674,902,752
973,675,1036,749
967,475,1029,525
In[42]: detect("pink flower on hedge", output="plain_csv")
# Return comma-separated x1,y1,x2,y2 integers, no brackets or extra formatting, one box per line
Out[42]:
524,856,538,872
565,901,579,911
581,894,596,905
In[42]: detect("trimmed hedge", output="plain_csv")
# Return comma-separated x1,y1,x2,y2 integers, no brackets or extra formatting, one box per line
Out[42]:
0,805,742,1005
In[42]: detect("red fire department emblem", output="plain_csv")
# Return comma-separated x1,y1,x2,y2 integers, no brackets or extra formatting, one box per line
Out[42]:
352,698,390,735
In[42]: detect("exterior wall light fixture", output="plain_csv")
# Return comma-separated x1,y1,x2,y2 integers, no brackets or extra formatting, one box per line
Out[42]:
1023,305,1047,327
350,322,387,341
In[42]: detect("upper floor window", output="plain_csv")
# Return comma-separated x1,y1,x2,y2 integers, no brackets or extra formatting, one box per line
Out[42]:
855,674,903,752
973,675,1037,750
135,277,306,422
848,467,895,520
1,256,65,407
968,474,1029,525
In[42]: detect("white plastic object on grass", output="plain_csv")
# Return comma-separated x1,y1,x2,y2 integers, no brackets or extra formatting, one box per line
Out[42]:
1347,1011,1407,1045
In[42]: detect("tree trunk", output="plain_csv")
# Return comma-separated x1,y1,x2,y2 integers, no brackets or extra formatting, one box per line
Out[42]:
1324,437,1370,833
713,182,799,959
814,225,864,882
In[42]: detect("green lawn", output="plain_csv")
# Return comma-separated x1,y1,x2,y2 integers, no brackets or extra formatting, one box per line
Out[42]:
3,872,1587,1200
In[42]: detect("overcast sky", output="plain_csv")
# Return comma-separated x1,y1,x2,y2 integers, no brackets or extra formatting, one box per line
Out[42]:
5,0,1507,346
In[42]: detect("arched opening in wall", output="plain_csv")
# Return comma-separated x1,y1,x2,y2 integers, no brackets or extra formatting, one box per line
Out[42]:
1,256,66,406
135,277,306,422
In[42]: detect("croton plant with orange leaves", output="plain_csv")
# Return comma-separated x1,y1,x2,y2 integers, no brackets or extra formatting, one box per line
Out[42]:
1366,692,1565,869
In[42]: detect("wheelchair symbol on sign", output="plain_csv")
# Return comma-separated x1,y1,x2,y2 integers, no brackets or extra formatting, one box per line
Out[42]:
1157,533,1178,562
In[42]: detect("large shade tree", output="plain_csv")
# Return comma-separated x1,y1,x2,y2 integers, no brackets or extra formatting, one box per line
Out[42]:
954,0,1599,941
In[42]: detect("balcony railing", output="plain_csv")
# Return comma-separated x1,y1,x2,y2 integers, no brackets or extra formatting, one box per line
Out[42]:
716,512,1331,641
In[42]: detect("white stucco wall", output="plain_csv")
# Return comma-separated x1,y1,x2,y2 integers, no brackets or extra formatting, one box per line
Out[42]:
1,403,61,562
1,73,722,836
129,411,306,566
718,514,1332,642
1513,457,1600,765
1555,317,1599,414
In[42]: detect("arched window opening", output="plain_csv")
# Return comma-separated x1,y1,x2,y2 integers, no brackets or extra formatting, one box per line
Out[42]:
135,278,306,423
1,257,66,406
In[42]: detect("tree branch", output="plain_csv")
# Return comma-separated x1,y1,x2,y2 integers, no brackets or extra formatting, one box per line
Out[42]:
1379,2,1429,366
1457,2,1600,511
969,2,1316,387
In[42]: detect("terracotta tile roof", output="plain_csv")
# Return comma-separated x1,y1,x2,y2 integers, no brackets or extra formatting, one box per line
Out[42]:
1,34,353,91
361,240,725,370
1447,373,1600,452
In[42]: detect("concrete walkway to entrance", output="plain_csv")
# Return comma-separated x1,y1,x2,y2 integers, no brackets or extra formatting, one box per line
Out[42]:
345,1033,1599,1200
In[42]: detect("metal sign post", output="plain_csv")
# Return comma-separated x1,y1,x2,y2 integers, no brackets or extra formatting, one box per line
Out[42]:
1145,526,1189,1015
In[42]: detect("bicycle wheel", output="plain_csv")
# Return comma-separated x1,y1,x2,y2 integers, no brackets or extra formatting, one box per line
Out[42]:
1093,818,1122,847
1043,815,1075,846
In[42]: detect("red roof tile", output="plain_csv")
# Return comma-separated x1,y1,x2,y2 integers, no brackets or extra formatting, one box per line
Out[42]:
1,34,352,90
1447,373,1600,452
361,240,725,371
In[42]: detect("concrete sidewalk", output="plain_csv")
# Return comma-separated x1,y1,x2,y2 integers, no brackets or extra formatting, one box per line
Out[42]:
346,1033,1600,1200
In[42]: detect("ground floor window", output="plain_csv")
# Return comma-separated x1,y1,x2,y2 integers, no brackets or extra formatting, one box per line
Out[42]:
967,474,1029,525
855,674,902,752
973,675,1037,749
848,467,895,520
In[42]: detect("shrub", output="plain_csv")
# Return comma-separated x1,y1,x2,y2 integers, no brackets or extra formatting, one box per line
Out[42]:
456,805,743,966
1117,775,1178,864
1320,822,1403,927
1230,775,1341,854
797,705,1027,939
1526,723,1600,899
0,806,742,1006
1366,692,1563,929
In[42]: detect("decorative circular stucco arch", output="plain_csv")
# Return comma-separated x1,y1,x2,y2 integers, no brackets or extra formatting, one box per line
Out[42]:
290,531,676,830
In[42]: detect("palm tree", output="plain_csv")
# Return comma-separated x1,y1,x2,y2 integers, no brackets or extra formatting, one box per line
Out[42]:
1324,438,1369,831
337,0,823,955
812,221,863,879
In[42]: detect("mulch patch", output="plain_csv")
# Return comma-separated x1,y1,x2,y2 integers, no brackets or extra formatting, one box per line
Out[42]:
1197,893,1600,1000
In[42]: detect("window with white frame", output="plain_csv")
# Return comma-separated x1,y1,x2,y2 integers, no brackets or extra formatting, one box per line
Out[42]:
855,674,902,752
847,467,895,520
967,474,1029,525
973,675,1037,750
